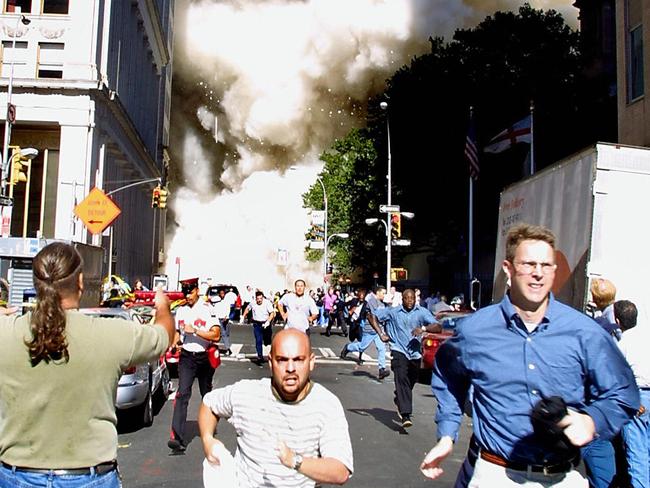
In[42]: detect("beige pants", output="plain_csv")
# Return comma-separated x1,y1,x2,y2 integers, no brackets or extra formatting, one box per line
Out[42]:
468,457,588,488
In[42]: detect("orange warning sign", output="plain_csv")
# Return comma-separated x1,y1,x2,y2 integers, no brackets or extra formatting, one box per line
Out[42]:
74,187,121,235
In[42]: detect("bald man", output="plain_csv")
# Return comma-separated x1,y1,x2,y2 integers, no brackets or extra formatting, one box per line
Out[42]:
199,329,354,487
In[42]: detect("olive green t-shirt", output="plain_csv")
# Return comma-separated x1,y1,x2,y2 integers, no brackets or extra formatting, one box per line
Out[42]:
0,311,169,468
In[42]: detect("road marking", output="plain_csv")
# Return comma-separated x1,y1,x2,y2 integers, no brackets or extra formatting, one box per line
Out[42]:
214,344,381,364
319,347,336,358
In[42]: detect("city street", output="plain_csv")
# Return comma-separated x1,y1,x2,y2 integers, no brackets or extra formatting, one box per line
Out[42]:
116,322,473,487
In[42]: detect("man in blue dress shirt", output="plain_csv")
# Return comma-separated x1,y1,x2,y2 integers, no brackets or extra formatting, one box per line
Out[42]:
368,289,439,428
421,223,639,487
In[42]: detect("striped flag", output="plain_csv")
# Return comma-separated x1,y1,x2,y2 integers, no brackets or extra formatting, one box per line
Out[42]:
465,114,479,180
484,115,532,154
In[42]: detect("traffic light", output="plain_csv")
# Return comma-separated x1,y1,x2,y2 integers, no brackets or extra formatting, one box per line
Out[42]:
390,268,408,281
10,147,29,185
390,213,401,239
152,186,161,208
158,187,169,209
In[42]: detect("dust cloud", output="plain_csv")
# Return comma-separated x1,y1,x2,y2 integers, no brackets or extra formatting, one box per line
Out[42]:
165,0,577,292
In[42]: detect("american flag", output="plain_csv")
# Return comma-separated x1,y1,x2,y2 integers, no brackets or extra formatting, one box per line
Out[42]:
465,114,479,180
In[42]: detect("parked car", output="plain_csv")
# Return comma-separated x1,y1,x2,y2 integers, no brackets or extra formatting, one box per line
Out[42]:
419,311,472,383
206,284,242,320
79,307,171,427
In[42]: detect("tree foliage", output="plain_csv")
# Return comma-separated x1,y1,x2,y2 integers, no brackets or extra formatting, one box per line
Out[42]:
302,128,381,280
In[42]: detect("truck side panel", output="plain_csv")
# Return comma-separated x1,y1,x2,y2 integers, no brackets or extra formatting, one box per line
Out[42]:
492,148,595,310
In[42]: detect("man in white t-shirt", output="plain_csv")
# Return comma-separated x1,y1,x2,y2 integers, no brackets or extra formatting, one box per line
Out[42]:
242,290,275,362
199,329,353,488
277,279,319,335
210,289,233,356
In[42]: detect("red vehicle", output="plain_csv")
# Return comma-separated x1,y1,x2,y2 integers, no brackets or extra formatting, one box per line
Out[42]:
419,311,472,383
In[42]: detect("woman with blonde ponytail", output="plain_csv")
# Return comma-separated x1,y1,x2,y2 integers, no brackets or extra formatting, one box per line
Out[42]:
0,242,175,488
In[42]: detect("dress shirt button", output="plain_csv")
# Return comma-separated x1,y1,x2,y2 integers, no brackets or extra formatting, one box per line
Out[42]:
526,337,532,342
532,389,538,395
528,363,535,370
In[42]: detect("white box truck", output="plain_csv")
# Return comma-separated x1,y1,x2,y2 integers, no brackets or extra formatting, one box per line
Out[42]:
492,143,650,321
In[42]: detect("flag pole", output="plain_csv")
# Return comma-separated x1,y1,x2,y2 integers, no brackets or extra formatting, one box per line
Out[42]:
468,106,474,290
530,100,535,175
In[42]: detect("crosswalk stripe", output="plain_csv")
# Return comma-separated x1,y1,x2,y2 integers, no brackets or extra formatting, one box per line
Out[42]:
215,344,381,364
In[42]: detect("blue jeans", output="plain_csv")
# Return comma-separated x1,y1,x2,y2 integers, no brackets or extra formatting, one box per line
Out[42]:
345,330,386,370
0,465,120,488
220,319,231,349
581,438,616,488
622,389,650,488
252,321,264,358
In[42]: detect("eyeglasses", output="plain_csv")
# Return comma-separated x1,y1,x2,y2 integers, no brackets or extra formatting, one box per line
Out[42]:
513,261,557,275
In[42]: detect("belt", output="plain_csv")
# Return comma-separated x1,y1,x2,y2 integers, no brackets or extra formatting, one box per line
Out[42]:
181,349,207,356
479,450,577,475
2,460,117,476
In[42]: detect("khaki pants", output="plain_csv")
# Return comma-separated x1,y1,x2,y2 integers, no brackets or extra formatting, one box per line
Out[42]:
469,457,588,488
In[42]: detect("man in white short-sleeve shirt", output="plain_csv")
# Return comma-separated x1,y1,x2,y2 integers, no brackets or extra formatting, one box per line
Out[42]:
278,279,319,334
199,329,353,488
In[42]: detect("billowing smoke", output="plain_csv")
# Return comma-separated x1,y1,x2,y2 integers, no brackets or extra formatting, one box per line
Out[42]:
166,0,577,292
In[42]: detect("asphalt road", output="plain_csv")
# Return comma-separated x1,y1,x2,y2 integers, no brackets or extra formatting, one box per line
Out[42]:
116,323,473,487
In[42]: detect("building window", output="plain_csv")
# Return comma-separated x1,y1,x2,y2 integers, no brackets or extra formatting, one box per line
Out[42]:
4,0,31,14
42,0,68,15
37,42,63,79
627,0,644,101
1,40,28,77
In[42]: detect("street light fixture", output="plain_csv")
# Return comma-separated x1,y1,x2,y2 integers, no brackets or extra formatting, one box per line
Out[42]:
289,166,328,279
379,101,393,290
2,13,31,195
325,232,348,275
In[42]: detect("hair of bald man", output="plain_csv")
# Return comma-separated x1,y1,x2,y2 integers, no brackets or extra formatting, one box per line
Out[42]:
270,328,312,355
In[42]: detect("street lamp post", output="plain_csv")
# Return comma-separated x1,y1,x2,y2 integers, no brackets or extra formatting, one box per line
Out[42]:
325,232,348,276
2,13,31,195
315,176,328,279
380,101,392,291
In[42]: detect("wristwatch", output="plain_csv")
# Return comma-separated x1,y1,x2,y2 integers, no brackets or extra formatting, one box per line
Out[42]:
292,452,303,471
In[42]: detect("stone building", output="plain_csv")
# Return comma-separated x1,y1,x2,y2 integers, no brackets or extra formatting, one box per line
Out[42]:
0,0,174,285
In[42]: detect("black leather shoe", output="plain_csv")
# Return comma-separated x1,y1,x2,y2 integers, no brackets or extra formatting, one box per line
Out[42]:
378,368,390,380
167,439,186,454
340,345,348,359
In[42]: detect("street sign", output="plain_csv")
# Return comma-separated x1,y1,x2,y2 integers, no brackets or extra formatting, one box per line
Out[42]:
392,239,411,246
74,187,122,235
0,195,13,207
379,204,400,213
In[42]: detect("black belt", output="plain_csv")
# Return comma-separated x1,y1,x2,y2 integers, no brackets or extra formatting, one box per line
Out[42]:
2,460,117,476
480,450,578,475
181,349,207,356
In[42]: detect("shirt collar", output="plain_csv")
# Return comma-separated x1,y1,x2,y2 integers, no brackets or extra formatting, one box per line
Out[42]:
499,292,557,329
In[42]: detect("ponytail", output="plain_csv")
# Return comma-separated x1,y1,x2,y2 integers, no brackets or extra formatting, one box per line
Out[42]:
26,242,82,366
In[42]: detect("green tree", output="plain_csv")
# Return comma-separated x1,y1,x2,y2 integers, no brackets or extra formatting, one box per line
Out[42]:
303,128,382,281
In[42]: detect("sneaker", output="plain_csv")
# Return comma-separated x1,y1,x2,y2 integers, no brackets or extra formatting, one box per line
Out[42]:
340,345,348,359
167,439,186,454
378,368,390,380
225,349,233,357
401,415,413,428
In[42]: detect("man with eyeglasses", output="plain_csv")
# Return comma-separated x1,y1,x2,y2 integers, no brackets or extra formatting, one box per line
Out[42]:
421,223,639,487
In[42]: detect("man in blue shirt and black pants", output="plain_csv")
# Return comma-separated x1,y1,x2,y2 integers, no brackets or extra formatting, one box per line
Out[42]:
368,288,439,428
421,223,640,487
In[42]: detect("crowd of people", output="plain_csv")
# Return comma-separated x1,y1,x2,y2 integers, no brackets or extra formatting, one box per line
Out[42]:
0,222,647,488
